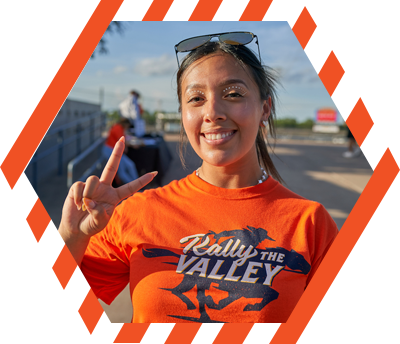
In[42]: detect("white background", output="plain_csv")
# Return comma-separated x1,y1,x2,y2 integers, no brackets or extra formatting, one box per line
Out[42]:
0,0,399,343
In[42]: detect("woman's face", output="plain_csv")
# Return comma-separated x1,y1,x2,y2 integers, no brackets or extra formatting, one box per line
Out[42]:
181,53,271,168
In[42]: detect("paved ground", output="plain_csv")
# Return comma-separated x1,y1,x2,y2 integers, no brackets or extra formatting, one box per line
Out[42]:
32,131,373,322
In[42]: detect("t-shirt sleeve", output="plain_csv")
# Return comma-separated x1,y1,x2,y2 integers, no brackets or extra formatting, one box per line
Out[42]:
80,207,133,305
306,203,339,286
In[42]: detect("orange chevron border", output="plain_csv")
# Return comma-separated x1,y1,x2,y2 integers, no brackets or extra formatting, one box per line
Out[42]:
3,0,398,342
53,244,78,290
240,0,273,21
165,323,202,344
143,0,175,21
189,0,224,21
114,324,150,343
318,51,345,96
79,289,104,334
292,7,316,49
346,98,374,146
26,198,51,242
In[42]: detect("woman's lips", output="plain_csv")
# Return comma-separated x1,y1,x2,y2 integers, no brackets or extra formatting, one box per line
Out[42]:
201,130,236,145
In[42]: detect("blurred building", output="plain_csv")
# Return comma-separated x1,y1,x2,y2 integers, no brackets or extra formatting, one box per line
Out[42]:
25,99,105,187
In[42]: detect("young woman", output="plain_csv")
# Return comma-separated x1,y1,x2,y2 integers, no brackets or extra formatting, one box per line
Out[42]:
59,32,338,323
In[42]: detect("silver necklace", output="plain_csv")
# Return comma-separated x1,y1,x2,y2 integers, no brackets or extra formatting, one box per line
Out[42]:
196,167,268,184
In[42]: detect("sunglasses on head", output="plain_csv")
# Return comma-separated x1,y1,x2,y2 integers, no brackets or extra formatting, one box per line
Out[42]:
174,31,261,68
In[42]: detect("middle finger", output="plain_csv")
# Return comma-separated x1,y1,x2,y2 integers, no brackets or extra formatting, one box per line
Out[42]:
83,175,100,200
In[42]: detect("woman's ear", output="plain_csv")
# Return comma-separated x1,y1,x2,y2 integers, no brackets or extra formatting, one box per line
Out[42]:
260,96,272,124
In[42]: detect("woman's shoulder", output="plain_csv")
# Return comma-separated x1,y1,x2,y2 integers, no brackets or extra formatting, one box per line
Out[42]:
270,180,331,216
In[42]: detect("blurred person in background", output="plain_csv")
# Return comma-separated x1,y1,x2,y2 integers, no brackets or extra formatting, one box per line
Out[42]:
119,90,141,128
102,117,139,185
343,126,361,158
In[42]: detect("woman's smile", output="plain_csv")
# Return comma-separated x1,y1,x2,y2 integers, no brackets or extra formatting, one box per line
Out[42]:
201,129,237,144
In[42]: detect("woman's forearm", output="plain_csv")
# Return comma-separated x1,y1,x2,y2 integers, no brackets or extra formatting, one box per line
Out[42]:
59,223,91,267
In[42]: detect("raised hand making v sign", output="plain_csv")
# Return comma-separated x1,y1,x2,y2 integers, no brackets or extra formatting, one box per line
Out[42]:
59,136,157,266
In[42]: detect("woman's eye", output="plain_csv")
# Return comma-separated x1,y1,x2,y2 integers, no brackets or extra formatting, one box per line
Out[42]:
188,96,203,103
226,92,243,98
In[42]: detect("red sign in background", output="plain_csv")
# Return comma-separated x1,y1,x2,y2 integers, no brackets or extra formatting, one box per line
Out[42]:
315,108,337,123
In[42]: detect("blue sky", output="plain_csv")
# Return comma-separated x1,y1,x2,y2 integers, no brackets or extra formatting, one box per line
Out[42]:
69,21,341,123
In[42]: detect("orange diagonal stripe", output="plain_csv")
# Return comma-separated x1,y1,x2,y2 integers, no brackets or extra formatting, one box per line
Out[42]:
318,51,345,96
240,0,273,21
213,323,253,344
142,0,174,21
346,98,374,146
53,244,78,289
164,323,201,344
292,7,317,49
270,148,399,344
26,198,51,242
79,288,104,334
189,0,223,21
0,0,124,190
114,324,150,343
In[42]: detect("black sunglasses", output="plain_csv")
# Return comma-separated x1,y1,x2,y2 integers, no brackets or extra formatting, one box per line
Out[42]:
174,31,261,68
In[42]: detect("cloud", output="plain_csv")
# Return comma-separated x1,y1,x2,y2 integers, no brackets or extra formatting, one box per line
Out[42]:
113,65,128,74
134,54,177,76
282,66,321,85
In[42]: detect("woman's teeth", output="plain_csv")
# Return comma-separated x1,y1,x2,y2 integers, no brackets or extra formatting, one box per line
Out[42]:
204,131,234,140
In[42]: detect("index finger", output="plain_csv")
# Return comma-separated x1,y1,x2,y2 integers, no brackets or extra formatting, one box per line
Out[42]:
100,137,125,184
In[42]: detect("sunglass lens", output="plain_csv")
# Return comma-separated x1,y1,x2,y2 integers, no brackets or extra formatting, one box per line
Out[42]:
176,36,211,52
219,32,254,45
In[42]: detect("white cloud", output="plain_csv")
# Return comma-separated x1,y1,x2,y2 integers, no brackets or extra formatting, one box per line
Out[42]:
134,54,177,76
281,66,321,85
113,65,128,74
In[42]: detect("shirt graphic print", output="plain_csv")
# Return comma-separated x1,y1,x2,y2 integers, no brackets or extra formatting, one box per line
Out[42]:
137,225,311,323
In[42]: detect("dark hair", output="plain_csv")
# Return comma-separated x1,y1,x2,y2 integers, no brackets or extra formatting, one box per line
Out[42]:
176,41,283,183
118,117,131,127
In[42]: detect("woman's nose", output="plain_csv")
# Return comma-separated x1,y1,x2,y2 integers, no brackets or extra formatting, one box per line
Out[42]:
203,97,226,123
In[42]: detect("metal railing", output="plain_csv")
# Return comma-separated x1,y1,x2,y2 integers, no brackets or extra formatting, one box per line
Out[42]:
67,137,106,188
29,111,106,190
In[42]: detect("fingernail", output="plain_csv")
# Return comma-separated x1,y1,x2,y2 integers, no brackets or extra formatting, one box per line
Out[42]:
77,204,81,211
85,199,96,210
150,171,158,177
82,203,86,212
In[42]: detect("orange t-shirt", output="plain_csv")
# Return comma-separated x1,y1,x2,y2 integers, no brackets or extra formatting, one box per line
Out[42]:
105,124,125,148
81,172,338,323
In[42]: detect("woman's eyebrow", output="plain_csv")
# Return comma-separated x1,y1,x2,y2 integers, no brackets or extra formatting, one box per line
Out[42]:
185,79,248,92
185,83,205,92
219,79,248,88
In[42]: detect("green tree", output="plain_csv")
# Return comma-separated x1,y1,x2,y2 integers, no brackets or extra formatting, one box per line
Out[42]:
297,119,314,129
92,22,126,58
274,118,298,128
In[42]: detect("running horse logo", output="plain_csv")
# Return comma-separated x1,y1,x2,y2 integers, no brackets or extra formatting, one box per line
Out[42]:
142,226,311,322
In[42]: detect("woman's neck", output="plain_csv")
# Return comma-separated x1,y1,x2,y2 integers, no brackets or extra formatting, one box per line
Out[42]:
197,157,265,189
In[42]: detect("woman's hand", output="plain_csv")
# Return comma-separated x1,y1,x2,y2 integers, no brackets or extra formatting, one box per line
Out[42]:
59,137,157,264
